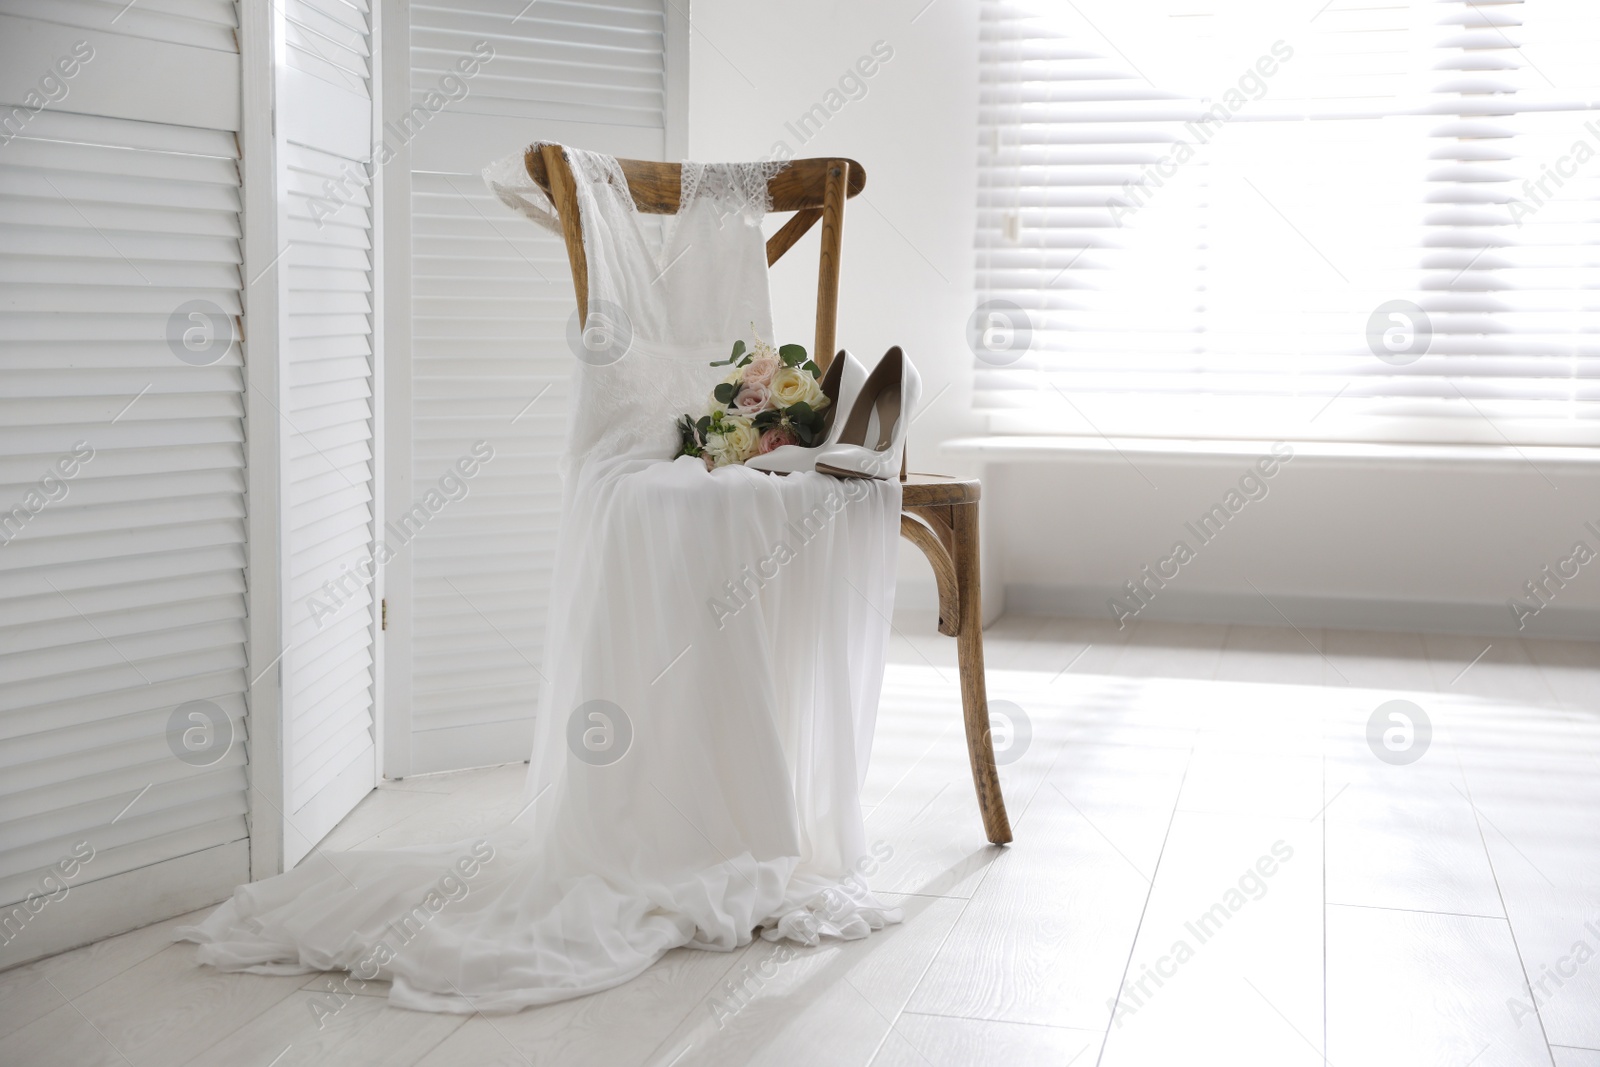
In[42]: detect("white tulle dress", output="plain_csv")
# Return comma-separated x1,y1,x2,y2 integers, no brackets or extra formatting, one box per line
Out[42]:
178,146,904,1013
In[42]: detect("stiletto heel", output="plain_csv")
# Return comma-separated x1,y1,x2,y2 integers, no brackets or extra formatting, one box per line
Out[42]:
813,346,920,480
744,349,868,474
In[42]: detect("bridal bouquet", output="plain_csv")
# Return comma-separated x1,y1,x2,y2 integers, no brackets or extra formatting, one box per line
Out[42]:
674,335,828,469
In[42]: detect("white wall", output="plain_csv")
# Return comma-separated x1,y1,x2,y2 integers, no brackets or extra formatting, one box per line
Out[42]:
990,455,1600,639
686,0,987,588
687,0,1600,641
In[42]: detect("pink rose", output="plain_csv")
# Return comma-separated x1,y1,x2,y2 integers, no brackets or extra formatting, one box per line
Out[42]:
733,382,770,416
757,426,798,454
742,353,780,388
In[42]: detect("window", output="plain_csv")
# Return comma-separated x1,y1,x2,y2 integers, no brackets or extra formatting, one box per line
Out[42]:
975,0,1600,446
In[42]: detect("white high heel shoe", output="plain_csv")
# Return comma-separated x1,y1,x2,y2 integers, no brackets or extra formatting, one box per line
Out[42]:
744,349,868,474
813,346,920,481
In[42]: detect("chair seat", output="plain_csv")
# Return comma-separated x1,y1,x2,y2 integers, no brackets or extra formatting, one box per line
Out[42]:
900,471,980,506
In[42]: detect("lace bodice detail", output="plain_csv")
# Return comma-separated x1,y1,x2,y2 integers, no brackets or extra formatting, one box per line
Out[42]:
484,145,787,466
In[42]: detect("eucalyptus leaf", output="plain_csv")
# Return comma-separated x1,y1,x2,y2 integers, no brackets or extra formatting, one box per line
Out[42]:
709,339,747,367
779,343,806,366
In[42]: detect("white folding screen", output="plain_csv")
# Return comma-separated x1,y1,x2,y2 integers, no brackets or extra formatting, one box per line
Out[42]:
275,0,380,865
383,0,682,775
0,2,253,965
0,0,688,964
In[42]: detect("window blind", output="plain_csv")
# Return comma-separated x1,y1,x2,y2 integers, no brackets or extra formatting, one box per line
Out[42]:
975,0,1600,446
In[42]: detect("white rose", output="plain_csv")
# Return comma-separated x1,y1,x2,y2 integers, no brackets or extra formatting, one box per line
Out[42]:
720,415,760,462
770,366,825,410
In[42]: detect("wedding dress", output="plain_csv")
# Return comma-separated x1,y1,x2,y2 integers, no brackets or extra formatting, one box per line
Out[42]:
178,146,904,1013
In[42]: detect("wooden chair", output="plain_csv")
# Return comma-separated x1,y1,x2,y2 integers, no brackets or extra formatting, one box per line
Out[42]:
526,146,1012,845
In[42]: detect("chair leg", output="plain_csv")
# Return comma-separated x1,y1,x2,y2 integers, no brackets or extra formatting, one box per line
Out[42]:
952,500,1013,845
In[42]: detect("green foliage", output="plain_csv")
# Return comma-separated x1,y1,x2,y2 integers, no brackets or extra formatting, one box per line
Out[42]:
674,413,704,458
709,339,746,367
784,400,824,446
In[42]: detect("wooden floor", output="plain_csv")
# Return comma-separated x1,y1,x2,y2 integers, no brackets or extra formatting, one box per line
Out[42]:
4,613,1599,1067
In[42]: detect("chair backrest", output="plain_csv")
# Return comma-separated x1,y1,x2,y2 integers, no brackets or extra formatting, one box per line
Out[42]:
524,145,865,372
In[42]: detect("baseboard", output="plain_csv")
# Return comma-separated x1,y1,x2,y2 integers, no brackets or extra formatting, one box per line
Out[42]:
0,839,248,971
999,583,1600,640
407,718,536,777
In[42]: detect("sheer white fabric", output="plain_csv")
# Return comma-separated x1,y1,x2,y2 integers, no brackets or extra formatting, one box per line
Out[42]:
178,145,903,1014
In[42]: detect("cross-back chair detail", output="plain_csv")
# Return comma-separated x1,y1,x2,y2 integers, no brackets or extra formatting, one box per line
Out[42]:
525,146,862,373
524,145,1013,845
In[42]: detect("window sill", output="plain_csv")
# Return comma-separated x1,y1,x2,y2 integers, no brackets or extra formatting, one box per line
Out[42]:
941,435,1600,467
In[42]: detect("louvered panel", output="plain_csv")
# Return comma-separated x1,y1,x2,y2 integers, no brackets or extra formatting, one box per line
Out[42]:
0,819,244,916
2,721,244,834
976,0,1600,444
279,72,376,848
0,0,238,52
398,2,667,772
0,645,240,742
1,780,246,885
286,0,372,91
406,171,564,752
1,569,243,638
0,109,248,912
410,0,665,128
